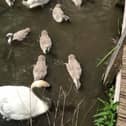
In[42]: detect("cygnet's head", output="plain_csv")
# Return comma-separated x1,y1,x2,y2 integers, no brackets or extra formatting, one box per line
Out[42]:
6,33,14,45
25,27,31,32
56,3,61,8
38,55,46,61
68,54,75,60
31,80,50,89
41,30,48,36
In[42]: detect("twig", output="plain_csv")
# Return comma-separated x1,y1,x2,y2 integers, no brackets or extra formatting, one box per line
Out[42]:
64,118,72,126
66,83,73,97
81,100,97,123
72,106,77,126
7,47,13,60
75,107,79,126
46,113,51,126
96,47,116,67
29,118,32,126
53,84,74,126
53,86,62,126
29,88,32,126
72,99,84,126
60,88,67,126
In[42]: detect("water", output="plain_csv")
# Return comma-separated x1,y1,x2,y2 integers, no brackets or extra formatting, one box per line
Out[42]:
0,0,122,126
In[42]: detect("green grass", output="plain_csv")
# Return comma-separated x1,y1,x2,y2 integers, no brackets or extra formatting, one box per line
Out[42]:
94,87,117,126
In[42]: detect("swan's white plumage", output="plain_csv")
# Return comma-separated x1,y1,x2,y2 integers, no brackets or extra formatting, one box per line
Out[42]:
0,86,49,120
22,0,50,9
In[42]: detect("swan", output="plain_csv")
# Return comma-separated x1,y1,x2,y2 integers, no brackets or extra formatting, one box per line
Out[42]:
52,4,70,23
5,0,15,7
0,80,50,120
65,54,82,90
33,55,48,81
71,0,83,8
39,30,52,54
6,27,31,45
22,0,50,9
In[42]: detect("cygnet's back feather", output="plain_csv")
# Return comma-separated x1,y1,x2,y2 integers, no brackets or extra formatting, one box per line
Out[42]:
65,54,82,90
33,55,47,81
22,0,50,9
12,27,31,41
52,4,70,23
39,30,52,54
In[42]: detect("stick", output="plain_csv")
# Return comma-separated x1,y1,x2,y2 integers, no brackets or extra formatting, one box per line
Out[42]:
53,87,62,126
96,47,116,67
29,88,32,126
7,47,13,60
72,106,77,126
66,83,73,97
72,99,84,126
60,88,67,126
46,113,51,126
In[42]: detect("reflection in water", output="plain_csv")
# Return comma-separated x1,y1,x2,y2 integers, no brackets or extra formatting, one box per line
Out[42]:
0,0,121,126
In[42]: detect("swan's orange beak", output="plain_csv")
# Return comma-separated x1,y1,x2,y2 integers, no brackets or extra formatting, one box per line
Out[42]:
31,80,50,89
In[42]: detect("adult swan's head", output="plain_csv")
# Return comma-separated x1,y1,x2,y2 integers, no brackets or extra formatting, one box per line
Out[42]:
0,80,50,120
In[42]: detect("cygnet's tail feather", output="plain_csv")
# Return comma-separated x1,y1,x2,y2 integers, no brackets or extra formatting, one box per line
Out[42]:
63,15,70,22
74,79,81,90
22,1,29,7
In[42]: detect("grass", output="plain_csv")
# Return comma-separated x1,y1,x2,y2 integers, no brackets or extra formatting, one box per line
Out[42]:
52,85,84,126
94,87,117,126
96,47,116,67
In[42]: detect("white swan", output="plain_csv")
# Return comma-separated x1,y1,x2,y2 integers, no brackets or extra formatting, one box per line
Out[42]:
39,30,52,54
6,27,31,45
5,0,15,7
33,55,48,81
22,0,50,9
52,4,70,23
65,54,82,90
71,0,83,8
0,81,50,120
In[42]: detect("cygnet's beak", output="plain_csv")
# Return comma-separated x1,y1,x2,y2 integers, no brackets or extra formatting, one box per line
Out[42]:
6,33,13,45
31,80,50,89
7,37,12,45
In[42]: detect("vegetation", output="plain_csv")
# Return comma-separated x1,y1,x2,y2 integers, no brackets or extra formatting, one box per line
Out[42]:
96,47,116,67
94,87,117,126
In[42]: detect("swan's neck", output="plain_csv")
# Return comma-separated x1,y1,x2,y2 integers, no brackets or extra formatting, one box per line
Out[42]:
29,89,49,117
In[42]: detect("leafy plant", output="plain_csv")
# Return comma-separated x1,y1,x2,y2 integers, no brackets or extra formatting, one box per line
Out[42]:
94,87,117,126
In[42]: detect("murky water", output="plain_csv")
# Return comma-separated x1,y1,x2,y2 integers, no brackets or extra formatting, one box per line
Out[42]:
0,0,122,126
